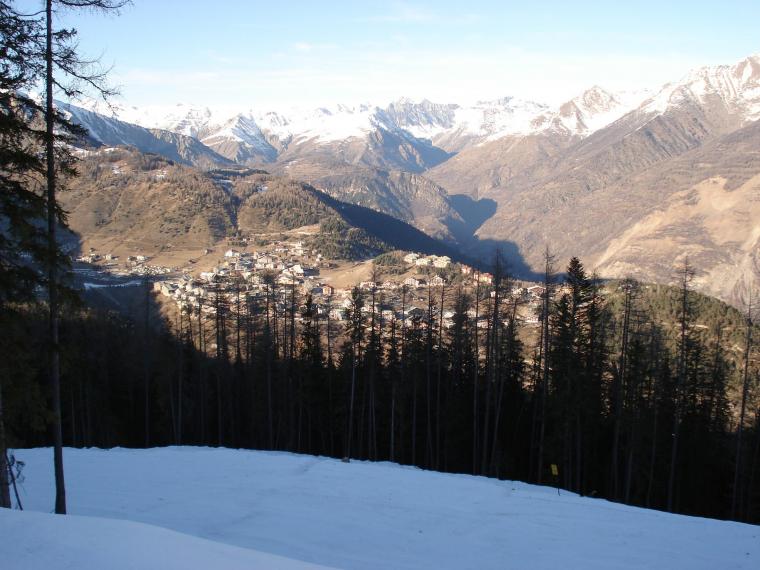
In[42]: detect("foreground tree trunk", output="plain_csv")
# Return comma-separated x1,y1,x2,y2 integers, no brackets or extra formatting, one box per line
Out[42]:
732,297,753,518
45,0,66,516
0,376,10,508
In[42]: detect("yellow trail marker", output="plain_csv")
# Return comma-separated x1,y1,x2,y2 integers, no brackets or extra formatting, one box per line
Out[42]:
550,464,559,477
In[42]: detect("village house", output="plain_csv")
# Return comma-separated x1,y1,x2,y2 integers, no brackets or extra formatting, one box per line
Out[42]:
527,285,546,299
403,277,425,289
431,255,451,268
404,306,425,319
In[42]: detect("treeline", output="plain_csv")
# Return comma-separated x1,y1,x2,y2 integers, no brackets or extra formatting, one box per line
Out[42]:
3,255,759,523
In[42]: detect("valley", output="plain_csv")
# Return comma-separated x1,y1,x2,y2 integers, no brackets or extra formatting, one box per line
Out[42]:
62,53,760,308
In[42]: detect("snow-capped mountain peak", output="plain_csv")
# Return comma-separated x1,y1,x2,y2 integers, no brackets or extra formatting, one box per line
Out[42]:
642,54,760,120
59,53,760,167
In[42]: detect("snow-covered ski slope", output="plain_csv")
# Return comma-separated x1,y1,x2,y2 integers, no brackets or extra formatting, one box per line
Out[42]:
3,447,758,569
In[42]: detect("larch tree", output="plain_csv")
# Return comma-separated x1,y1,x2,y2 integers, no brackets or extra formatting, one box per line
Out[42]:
40,0,129,514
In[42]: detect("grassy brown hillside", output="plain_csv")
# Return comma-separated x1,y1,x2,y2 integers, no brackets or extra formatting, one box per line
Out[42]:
61,148,460,262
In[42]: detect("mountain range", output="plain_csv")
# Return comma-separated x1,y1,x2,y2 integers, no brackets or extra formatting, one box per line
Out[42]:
61,53,760,306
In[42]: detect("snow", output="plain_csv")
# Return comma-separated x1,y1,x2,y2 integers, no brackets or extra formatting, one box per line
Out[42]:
5,447,759,570
100,92,630,153
259,104,379,143
55,54,760,160
641,54,760,119
0,509,332,570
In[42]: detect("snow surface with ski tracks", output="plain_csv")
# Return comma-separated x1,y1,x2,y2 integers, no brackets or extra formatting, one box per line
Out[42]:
1,447,758,569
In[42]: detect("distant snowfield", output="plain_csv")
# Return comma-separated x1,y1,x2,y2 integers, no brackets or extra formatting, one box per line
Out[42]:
3,447,759,569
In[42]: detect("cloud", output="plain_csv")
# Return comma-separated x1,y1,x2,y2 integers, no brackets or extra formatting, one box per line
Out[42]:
357,1,435,23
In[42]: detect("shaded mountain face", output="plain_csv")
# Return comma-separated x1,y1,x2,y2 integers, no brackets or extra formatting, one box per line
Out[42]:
61,54,760,306
60,148,459,261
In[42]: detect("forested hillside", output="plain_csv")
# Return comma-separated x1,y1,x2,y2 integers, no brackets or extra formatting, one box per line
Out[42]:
3,256,758,522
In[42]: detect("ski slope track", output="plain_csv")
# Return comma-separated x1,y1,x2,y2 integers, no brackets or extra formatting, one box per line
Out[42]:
3,447,758,569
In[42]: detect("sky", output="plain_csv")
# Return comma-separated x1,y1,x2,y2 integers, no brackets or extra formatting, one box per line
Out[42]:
39,0,760,109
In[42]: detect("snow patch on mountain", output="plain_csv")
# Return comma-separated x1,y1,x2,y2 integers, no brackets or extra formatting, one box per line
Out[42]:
258,104,379,143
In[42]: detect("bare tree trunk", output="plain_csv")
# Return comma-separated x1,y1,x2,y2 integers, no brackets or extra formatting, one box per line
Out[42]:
667,261,692,512
611,281,633,499
472,276,480,475
346,348,357,460
46,0,65,515
143,280,151,447
732,297,753,518
536,249,553,484
436,284,445,470
326,296,334,455
390,318,397,462
0,376,11,508
746,408,760,521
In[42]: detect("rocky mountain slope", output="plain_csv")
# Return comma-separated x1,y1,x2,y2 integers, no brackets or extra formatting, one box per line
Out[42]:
443,54,760,305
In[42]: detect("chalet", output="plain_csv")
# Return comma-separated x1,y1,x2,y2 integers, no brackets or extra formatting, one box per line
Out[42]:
403,253,419,264
430,275,446,286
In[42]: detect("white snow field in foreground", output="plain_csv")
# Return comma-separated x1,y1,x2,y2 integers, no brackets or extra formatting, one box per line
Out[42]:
0,508,332,570
5,447,760,569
